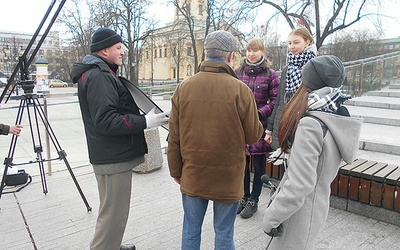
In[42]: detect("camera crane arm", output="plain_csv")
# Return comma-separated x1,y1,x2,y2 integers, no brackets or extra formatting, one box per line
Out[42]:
0,0,67,104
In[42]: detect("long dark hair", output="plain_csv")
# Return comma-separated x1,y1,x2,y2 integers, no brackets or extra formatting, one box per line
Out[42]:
278,84,312,153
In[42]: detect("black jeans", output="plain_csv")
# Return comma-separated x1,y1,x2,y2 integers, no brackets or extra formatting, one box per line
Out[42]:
244,154,266,202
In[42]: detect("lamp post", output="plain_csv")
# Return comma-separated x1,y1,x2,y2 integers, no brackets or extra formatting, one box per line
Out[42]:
2,37,24,76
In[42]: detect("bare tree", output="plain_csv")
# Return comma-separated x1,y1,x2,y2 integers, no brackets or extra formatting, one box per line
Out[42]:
113,0,155,83
259,0,384,49
325,29,380,61
170,0,201,72
57,0,155,83
58,0,97,62
169,0,259,71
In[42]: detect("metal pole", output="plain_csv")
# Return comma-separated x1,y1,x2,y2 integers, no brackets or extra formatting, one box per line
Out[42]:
378,57,384,90
359,62,364,95
43,95,52,175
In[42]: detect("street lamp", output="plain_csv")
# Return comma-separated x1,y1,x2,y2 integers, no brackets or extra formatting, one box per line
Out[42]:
1,38,24,76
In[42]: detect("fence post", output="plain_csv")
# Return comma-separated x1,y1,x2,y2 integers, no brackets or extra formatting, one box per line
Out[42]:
358,62,364,94
43,95,52,175
378,56,384,90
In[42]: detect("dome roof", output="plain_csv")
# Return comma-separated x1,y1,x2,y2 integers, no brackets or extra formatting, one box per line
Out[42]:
35,57,48,64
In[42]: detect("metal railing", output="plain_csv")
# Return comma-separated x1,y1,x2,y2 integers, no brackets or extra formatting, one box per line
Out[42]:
342,51,400,96
137,51,400,98
139,83,179,97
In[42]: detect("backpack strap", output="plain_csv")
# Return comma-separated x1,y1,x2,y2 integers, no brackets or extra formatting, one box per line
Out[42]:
306,115,328,137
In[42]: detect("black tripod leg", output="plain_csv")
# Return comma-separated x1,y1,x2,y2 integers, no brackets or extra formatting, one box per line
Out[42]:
33,97,92,212
35,147,48,194
26,99,48,194
0,98,26,199
59,150,92,212
0,161,10,199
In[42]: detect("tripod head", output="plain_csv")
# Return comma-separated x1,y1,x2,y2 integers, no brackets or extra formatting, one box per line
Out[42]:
18,80,36,95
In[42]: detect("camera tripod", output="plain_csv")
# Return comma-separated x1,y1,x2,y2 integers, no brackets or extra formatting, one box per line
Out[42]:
0,81,92,212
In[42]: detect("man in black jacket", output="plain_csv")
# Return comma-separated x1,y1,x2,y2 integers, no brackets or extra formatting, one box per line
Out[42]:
70,28,169,250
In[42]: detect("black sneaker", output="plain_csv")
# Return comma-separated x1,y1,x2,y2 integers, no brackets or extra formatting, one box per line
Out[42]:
237,197,248,214
120,244,136,250
240,199,258,218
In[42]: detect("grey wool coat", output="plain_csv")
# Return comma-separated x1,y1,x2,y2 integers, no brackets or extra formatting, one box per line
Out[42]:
263,110,362,250
266,67,287,151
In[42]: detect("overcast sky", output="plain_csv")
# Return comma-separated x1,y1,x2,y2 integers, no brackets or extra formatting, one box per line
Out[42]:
0,0,398,40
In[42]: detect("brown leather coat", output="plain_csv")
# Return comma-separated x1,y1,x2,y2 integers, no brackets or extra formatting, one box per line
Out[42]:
168,60,264,203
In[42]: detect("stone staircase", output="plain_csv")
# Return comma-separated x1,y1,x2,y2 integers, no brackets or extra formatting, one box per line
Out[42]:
345,85,400,165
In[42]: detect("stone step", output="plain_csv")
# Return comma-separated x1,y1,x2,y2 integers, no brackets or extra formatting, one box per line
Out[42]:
389,84,400,89
356,149,400,166
358,122,400,156
365,88,400,98
346,87,400,157
346,105,400,126
345,96,400,110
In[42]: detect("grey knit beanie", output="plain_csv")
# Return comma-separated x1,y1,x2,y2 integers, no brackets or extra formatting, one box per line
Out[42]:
90,28,123,53
204,30,239,52
301,55,345,90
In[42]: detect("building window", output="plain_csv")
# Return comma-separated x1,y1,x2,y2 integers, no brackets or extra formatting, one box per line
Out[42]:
159,48,162,58
187,65,192,76
187,46,192,56
164,48,168,57
199,4,203,15
173,46,177,56
146,50,149,59
154,49,157,58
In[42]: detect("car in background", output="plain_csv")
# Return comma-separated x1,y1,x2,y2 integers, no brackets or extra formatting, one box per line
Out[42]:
0,77,7,87
49,79,68,88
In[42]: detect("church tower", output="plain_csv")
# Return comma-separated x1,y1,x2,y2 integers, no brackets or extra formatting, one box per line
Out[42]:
138,0,241,84
174,0,207,24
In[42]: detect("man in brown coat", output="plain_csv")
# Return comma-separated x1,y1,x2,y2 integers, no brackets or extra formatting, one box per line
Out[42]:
167,30,263,250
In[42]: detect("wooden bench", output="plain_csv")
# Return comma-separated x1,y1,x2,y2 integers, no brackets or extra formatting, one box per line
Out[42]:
331,159,400,212
267,158,400,213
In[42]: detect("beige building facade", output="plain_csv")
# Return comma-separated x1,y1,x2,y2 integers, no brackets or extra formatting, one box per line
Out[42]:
138,0,242,84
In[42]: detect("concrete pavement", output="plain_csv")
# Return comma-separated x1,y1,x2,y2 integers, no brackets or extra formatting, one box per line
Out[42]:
0,87,399,249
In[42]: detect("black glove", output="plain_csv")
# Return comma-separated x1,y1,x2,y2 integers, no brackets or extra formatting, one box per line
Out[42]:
265,223,283,237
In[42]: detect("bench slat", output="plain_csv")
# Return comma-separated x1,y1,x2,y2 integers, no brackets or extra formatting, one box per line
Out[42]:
360,162,388,180
348,161,376,201
339,159,368,174
331,161,349,195
385,166,400,186
372,164,398,183
338,159,368,198
396,186,400,213
370,181,384,207
349,161,377,177
383,184,396,210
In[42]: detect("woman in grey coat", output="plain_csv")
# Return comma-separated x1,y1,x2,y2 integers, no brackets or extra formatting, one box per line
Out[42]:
262,55,362,250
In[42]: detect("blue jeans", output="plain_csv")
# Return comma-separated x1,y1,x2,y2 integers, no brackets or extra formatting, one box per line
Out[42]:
181,194,238,250
244,154,266,202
